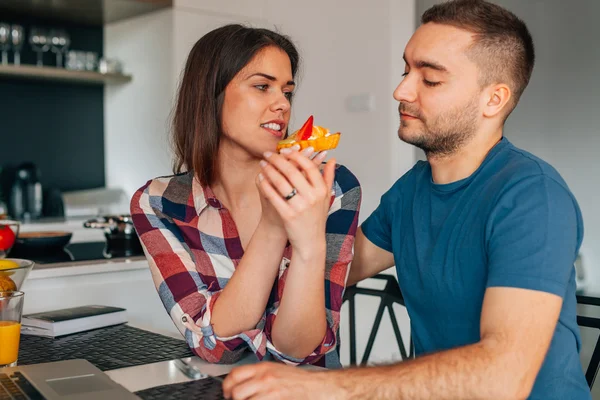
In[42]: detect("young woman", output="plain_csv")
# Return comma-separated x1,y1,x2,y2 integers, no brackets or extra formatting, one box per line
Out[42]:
130,24,361,368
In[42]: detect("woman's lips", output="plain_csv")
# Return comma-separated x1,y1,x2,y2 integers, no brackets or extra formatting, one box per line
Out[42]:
262,126,284,138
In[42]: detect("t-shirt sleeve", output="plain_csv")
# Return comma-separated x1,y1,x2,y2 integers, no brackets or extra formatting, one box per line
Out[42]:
486,175,583,297
361,188,396,253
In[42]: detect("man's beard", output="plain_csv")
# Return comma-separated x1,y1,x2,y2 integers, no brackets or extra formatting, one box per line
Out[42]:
398,99,479,158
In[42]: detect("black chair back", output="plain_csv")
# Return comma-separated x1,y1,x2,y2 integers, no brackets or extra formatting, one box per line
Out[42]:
577,294,600,389
342,274,413,365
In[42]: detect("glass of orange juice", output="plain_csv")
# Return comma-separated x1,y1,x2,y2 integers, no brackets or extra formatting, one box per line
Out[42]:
0,290,24,368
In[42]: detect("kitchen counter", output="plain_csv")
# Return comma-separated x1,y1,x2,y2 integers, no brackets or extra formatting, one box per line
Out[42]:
28,256,147,279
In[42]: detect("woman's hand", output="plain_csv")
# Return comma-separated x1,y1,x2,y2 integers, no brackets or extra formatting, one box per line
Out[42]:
257,146,335,261
256,145,327,234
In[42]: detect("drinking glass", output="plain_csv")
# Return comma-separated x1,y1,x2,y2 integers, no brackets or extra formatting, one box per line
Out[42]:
49,29,70,68
29,27,50,67
0,291,24,368
10,25,23,66
85,52,98,71
0,23,10,65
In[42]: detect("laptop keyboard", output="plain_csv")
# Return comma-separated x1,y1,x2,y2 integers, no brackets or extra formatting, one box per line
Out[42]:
0,372,44,400
19,325,194,371
135,376,225,400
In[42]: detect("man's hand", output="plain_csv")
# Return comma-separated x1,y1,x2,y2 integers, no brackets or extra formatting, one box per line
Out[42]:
222,362,345,400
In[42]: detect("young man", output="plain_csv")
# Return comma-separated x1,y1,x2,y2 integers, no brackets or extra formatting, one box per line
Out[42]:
222,1,591,399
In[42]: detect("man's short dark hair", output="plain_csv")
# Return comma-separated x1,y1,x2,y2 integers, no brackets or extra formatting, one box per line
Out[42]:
422,0,535,116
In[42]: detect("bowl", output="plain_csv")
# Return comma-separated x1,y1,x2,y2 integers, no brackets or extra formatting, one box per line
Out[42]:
0,259,34,291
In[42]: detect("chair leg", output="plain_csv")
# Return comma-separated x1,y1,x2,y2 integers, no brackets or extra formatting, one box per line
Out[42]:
387,303,408,360
586,335,600,388
348,294,357,366
361,298,387,365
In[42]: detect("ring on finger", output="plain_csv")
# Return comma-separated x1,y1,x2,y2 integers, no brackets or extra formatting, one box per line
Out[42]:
284,188,298,201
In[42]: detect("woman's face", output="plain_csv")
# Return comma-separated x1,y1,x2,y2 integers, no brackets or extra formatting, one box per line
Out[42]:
221,46,295,158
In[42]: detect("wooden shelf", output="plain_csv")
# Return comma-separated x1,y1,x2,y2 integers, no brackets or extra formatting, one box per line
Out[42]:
0,64,132,86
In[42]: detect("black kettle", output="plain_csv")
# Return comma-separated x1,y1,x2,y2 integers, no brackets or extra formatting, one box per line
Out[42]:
9,162,43,221
84,215,144,257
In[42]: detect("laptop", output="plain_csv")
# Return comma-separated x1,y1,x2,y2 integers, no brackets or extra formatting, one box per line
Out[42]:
0,359,139,399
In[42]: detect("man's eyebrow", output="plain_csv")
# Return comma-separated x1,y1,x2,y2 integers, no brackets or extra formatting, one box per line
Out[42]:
403,54,448,73
246,72,295,86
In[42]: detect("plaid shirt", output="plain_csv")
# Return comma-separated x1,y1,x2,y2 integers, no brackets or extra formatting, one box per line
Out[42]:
130,165,361,368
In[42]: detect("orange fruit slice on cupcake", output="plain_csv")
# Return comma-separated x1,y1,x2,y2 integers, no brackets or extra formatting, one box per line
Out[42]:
277,115,341,152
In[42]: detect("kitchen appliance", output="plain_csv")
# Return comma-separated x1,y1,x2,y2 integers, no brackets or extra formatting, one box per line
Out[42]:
9,162,43,222
83,214,143,257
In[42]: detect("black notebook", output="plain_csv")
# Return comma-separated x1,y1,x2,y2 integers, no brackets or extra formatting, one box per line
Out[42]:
21,305,128,337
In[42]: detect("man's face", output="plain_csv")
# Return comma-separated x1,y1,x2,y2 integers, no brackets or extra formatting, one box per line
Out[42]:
394,23,485,157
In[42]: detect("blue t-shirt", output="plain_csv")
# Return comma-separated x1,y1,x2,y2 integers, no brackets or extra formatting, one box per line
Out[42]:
362,137,590,399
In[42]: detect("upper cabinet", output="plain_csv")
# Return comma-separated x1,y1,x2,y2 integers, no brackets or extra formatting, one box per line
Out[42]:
0,0,173,26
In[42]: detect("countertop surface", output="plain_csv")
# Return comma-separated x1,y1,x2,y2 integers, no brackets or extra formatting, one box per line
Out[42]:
28,257,148,279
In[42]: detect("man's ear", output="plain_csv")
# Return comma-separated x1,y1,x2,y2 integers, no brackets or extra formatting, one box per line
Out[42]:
483,84,512,119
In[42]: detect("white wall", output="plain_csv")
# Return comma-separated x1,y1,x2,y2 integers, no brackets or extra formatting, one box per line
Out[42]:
390,1,420,185
104,9,174,199
105,0,416,366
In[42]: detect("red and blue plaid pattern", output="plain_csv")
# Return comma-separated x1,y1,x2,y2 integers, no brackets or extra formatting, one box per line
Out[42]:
131,165,361,368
